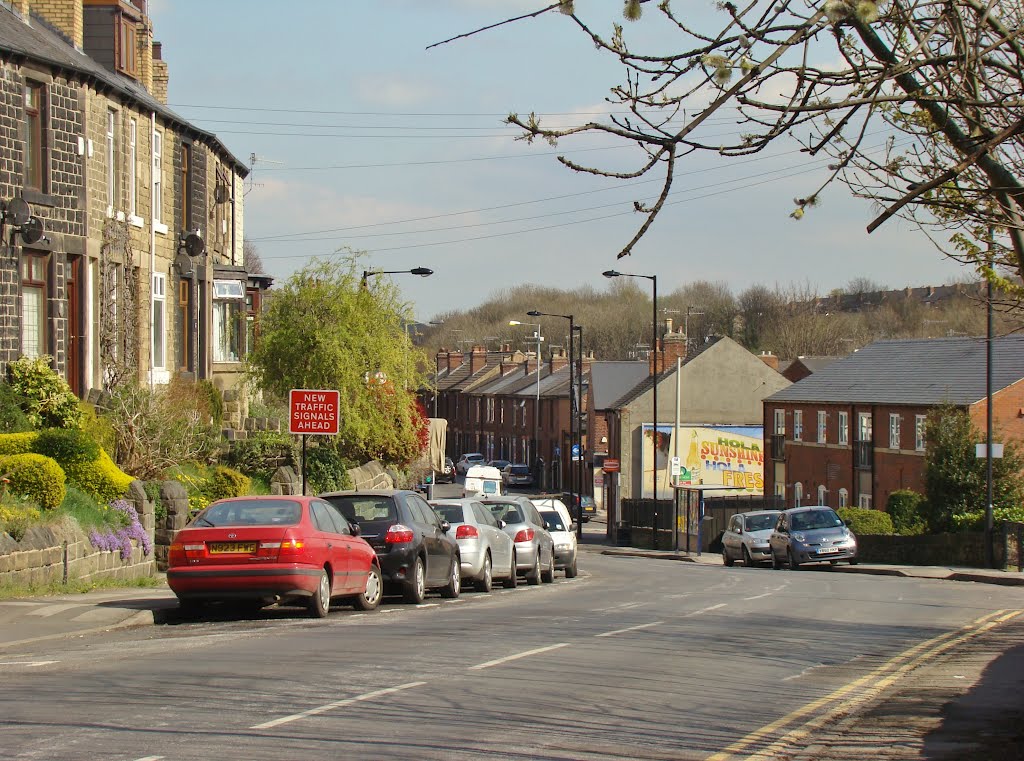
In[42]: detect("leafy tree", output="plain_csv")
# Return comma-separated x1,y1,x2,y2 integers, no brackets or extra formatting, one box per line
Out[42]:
442,2,1024,291
245,256,428,466
922,404,1024,532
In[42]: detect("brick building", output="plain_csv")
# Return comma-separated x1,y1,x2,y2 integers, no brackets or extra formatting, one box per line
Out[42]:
0,0,264,420
763,336,1024,511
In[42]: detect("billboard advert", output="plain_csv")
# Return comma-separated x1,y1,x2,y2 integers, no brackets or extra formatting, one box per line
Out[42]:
640,424,764,499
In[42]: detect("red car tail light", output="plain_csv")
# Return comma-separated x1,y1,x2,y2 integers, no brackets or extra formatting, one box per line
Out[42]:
275,531,307,560
455,524,479,539
513,528,535,543
385,524,415,544
168,541,206,566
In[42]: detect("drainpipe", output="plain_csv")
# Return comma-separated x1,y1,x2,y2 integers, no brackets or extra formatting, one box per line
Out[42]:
149,111,157,390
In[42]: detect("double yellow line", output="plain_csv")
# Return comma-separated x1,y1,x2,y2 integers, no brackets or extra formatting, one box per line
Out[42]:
707,609,1022,761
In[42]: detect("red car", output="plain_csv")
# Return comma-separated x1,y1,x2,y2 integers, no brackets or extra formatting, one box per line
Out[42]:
168,495,382,617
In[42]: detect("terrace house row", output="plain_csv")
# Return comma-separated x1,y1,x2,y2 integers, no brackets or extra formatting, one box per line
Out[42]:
0,0,267,418
763,336,1024,511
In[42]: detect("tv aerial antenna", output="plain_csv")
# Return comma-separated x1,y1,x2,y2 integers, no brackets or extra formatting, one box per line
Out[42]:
245,152,285,196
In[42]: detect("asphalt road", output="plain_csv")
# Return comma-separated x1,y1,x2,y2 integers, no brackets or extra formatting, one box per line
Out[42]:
2,546,1023,760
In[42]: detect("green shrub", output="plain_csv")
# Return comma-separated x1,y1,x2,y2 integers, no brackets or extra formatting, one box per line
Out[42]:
0,432,39,456
58,485,119,531
304,445,353,494
63,450,133,503
206,465,251,500
225,431,297,482
0,497,41,541
33,428,101,467
78,401,117,455
838,507,894,535
5,356,83,429
0,453,67,510
0,382,32,433
198,380,224,428
886,489,928,535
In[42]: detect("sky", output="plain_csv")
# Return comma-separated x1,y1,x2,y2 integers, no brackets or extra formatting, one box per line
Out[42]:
147,0,969,323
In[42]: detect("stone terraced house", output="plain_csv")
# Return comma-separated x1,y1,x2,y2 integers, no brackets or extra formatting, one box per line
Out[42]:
0,0,267,425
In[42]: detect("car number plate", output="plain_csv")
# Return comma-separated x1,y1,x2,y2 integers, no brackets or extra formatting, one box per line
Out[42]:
208,542,257,554
816,546,840,554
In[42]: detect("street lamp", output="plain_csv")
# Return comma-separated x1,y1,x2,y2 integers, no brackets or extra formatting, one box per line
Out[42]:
529,309,584,541
361,266,433,287
510,320,543,469
604,269,659,538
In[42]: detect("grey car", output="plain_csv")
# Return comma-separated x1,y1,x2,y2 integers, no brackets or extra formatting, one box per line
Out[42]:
430,498,516,592
480,495,556,585
769,506,859,570
721,510,781,567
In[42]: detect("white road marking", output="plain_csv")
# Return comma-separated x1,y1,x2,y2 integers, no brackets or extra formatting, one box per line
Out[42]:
0,660,58,667
469,642,570,670
132,757,164,761
28,603,83,617
251,681,427,730
415,603,440,609
682,603,726,618
592,601,646,612
595,621,664,638
743,592,773,601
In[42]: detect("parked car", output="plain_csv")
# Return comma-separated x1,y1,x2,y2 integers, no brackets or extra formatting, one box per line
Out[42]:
320,489,461,603
479,495,556,585
530,496,573,531
502,463,534,488
434,457,456,484
561,492,597,523
429,498,516,592
464,465,503,497
721,510,782,567
167,495,383,618
769,506,859,570
487,459,511,471
456,453,486,475
539,509,578,578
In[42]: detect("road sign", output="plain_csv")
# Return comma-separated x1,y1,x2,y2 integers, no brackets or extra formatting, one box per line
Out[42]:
554,446,561,457
571,443,582,461
603,458,620,473
976,443,1004,458
670,456,681,477
289,389,340,435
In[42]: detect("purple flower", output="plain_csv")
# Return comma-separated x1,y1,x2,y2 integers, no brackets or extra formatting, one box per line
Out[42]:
88,499,152,558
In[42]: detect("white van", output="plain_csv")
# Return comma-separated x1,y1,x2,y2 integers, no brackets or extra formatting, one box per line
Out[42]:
463,465,503,497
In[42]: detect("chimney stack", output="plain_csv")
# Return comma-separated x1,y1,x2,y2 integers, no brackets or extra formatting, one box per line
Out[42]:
30,0,84,49
758,350,779,371
469,345,488,374
151,41,169,104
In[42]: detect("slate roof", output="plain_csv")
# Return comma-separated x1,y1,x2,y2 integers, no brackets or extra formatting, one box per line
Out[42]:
607,336,724,410
589,361,650,410
765,336,1024,406
793,356,840,373
0,6,246,172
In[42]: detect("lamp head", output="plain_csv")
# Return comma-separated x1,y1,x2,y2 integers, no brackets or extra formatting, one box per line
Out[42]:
508,320,522,326
602,270,621,278
410,267,433,277
527,310,541,317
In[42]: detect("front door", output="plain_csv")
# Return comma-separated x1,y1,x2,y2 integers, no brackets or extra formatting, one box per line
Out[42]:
66,256,83,397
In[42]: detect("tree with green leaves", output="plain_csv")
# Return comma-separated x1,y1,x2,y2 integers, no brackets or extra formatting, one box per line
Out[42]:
922,404,1024,532
245,255,428,466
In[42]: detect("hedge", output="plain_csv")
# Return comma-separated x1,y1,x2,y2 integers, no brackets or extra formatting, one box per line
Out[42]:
0,431,39,456
0,453,67,510
62,449,134,503
206,465,251,501
838,507,894,535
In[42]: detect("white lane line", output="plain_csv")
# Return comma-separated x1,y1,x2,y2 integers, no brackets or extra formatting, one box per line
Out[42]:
251,681,427,730
469,643,570,671
0,660,58,667
415,603,440,609
28,603,83,617
132,757,164,761
595,621,664,638
682,603,726,618
592,601,645,613
743,592,773,601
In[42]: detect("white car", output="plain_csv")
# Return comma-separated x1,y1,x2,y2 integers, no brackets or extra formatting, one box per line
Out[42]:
538,508,578,578
456,453,485,475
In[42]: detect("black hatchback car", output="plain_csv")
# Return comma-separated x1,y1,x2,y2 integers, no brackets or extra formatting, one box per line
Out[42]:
320,489,461,604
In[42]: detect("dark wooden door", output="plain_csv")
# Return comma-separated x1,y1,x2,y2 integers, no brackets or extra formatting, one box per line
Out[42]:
66,256,82,397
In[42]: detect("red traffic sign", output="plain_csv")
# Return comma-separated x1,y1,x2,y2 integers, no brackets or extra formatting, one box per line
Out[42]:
289,389,340,435
603,458,620,473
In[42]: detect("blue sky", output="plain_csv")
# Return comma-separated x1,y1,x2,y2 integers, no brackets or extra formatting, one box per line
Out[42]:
148,0,967,322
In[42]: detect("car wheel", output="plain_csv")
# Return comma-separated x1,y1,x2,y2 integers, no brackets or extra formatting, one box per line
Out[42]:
526,552,541,585
849,558,859,566
503,553,518,588
474,553,493,593
403,557,427,604
439,555,461,598
771,551,782,571
352,564,383,611
565,555,578,579
742,546,754,567
308,569,331,618
788,548,802,571
541,550,555,584
722,547,734,567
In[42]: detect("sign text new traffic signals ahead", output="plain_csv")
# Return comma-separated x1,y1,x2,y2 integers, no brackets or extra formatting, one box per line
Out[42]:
289,389,340,435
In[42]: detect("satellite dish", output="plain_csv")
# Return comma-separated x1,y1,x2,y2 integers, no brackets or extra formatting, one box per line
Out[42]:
214,184,230,204
20,216,44,245
4,197,31,226
183,231,206,257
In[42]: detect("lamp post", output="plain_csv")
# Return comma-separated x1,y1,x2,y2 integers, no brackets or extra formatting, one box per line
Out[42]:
528,310,579,534
361,266,433,287
604,269,659,543
510,320,543,465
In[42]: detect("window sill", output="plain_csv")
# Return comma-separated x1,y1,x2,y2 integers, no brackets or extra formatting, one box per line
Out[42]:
149,369,170,386
129,214,144,228
154,222,168,235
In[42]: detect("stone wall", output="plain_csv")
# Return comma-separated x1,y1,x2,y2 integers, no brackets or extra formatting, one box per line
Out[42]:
153,479,189,572
856,525,1024,569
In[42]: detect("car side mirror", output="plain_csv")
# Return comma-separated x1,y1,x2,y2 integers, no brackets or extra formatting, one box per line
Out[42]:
498,519,507,529
351,523,361,537
440,520,451,533
736,527,743,535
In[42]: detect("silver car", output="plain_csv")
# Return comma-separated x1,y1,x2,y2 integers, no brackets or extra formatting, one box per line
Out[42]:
430,498,516,592
721,510,781,567
769,506,859,570
480,496,556,585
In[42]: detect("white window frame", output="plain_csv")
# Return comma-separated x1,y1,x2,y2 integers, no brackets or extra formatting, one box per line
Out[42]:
889,413,901,450
858,412,872,442
774,408,785,435
818,484,827,505
794,482,803,507
838,412,849,445
839,488,849,508
793,410,803,441
106,109,117,213
859,493,873,509
915,414,927,451
817,410,827,443
128,118,140,224
152,129,164,228
151,273,166,371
